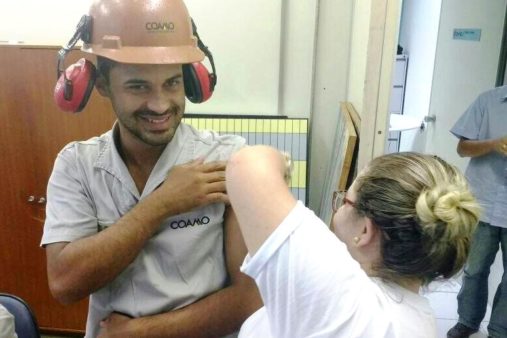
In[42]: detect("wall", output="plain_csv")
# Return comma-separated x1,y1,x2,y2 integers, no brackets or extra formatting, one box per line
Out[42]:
313,0,370,211
308,0,354,210
0,1,90,44
346,0,372,115
425,0,506,167
279,1,319,119
0,0,355,210
403,0,506,306
0,0,283,116
312,0,401,211
354,0,402,170
185,0,282,115
397,0,442,152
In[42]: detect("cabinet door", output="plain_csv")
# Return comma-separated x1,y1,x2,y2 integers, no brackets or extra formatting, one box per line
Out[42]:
0,46,115,334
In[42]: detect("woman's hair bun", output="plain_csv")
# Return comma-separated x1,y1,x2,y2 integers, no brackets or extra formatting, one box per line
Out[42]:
416,184,480,240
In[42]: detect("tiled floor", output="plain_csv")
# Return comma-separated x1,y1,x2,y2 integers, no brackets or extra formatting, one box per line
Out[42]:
423,278,491,338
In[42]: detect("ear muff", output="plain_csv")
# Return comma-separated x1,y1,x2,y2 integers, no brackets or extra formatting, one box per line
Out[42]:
183,62,213,103
55,15,217,109
186,19,217,104
54,15,95,113
54,58,96,113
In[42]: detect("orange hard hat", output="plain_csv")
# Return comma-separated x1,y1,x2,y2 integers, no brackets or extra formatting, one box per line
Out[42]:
81,0,205,64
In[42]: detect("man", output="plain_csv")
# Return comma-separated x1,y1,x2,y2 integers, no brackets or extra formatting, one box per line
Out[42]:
447,86,507,338
41,1,261,337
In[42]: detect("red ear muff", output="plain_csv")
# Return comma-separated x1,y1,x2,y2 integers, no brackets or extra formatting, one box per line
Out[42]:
54,58,96,113
183,62,214,103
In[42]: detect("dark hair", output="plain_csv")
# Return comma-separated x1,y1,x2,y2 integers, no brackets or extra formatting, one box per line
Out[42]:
354,152,480,285
96,56,117,82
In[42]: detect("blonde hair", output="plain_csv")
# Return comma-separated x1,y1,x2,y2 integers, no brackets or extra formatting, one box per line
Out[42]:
354,152,480,284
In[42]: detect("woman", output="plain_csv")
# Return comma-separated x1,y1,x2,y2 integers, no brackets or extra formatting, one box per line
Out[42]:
226,146,480,338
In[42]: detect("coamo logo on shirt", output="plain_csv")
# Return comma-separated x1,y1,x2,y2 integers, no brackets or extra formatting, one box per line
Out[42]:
145,22,175,32
170,216,211,230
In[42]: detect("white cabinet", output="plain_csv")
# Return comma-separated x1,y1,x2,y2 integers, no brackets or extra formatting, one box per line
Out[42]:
385,54,408,153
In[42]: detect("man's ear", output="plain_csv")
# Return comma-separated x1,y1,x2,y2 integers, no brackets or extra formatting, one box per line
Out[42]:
95,75,111,97
356,217,380,247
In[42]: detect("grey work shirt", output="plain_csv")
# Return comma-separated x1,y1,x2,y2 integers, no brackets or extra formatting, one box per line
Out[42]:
41,123,245,337
450,85,507,228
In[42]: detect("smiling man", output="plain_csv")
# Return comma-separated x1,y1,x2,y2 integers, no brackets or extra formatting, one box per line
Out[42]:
41,1,261,337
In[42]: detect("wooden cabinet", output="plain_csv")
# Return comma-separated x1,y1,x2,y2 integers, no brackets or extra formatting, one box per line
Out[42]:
0,45,115,334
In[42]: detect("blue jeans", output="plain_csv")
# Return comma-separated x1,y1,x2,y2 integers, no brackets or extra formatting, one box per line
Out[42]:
457,221,507,338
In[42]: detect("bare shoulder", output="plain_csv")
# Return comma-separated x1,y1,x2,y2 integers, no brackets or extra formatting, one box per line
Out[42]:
228,145,282,174
226,145,296,254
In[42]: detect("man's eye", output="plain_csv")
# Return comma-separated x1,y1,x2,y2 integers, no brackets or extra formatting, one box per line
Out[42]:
166,78,182,88
126,84,149,91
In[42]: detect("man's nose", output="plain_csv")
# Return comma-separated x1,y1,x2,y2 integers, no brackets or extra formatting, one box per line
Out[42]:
146,91,172,114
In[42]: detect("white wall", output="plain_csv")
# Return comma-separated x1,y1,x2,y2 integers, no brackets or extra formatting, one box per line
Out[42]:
346,0,371,115
309,0,354,211
0,0,284,115
402,0,506,306
397,0,442,152
428,0,506,306
185,0,283,115
0,1,91,45
426,0,506,167
279,1,319,119
0,0,355,209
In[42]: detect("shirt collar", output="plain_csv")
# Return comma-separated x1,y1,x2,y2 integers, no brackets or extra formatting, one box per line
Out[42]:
93,122,190,199
94,122,140,197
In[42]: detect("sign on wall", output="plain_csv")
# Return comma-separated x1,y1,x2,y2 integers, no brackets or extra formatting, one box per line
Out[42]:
453,28,482,41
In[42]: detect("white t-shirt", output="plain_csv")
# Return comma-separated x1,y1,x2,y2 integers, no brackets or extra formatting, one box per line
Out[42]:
239,202,437,338
0,304,17,338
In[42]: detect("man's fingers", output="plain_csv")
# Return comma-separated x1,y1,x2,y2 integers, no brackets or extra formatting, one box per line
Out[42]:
200,161,227,173
206,192,229,205
205,181,227,194
184,158,205,167
496,139,507,156
203,170,226,183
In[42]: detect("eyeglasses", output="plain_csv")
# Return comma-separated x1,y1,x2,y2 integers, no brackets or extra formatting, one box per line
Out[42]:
332,190,356,213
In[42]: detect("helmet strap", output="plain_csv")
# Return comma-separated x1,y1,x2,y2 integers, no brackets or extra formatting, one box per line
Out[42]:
191,18,217,89
57,15,92,80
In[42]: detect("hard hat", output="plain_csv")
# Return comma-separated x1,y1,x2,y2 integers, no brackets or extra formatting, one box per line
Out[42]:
54,0,216,112
82,0,205,64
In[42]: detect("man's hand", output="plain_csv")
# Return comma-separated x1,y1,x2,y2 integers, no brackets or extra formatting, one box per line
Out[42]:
154,159,228,215
281,151,293,185
494,136,507,156
458,136,507,158
98,312,136,338
45,160,227,305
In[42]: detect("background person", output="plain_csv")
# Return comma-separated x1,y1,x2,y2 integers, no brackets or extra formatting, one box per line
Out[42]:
447,86,507,338
226,147,480,338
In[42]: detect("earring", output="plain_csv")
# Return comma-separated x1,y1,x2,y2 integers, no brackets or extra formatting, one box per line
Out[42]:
353,236,360,244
